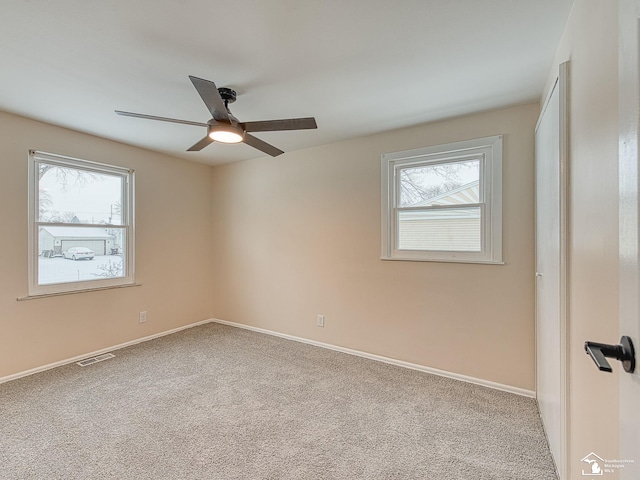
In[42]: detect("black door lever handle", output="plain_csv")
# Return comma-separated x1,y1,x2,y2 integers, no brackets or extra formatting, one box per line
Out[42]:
584,336,635,373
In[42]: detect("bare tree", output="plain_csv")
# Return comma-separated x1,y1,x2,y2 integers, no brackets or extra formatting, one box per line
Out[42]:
38,164,54,180
38,164,99,188
38,186,52,219
44,211,80,223
399,162,475,206
38,165,102,221
92,259,123,278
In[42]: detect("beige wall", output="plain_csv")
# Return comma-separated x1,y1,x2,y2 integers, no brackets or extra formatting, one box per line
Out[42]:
0,111,214,378
545,0,621,477
211,103,538,391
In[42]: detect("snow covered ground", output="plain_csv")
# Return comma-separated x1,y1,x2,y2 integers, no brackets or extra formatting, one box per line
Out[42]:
39,255,124,285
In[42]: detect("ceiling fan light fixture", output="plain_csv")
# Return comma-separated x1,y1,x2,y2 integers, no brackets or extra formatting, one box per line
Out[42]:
208,124,244,143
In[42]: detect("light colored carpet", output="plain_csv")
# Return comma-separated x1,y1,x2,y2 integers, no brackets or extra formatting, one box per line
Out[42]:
0,323,557,479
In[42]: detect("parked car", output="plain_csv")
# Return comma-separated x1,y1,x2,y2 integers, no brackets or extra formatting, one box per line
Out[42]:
63,247,95,260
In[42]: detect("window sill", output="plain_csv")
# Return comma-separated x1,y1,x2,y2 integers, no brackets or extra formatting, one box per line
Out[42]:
380,256,505,265
17,282,142,301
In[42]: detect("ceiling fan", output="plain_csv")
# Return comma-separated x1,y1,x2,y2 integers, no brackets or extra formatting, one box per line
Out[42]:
115,76,317,157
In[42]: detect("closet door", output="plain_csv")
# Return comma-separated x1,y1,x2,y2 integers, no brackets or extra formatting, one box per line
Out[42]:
535,62,569,479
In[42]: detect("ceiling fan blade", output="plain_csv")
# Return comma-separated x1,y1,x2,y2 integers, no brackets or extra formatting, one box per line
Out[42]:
243,134,285,157
187,136,214,152
242,117,317,132
188,76,230,122
115,110,209,127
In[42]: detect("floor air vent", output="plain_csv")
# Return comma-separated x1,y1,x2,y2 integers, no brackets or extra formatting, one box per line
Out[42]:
76,353,115,367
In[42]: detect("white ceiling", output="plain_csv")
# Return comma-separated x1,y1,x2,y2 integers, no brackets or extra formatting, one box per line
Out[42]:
1,0,573,165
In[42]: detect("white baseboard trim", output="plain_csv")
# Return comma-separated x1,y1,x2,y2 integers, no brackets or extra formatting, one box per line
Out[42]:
2,317,535,398
0,318,214,385
212,318,535,398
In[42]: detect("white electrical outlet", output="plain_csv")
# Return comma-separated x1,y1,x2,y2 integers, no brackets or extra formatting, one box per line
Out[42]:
317,314,324,327
139,311,147,323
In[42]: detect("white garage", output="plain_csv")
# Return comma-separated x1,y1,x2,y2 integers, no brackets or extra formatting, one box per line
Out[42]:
39,226,115,256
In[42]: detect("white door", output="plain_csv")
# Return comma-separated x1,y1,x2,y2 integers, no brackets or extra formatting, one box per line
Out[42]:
535,62,569,479
618,1,640,478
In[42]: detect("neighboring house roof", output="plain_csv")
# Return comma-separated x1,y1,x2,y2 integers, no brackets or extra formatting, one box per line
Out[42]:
40,226,114,239
413,180,479,207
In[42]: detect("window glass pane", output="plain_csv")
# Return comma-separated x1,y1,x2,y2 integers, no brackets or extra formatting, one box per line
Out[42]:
399,159,480,207
397,207,481,251
38,226,126,285
38,164,124,225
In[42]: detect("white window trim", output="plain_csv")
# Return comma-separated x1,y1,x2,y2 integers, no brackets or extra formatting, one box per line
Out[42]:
381,135,503,264
28,150,136,296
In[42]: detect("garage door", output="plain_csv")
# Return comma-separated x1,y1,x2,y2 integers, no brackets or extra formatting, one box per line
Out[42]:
61,240,106,255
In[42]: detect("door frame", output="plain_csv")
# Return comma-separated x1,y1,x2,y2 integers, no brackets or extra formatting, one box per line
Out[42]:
618,1,640,477
535,61,570,480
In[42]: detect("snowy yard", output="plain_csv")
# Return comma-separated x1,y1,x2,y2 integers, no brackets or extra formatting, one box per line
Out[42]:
39,255,124,285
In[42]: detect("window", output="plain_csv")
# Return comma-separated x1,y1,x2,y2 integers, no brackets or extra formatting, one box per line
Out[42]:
381,135,502,264
28,151,135,295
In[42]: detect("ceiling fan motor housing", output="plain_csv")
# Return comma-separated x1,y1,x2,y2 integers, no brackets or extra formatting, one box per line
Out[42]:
217,87,237,104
